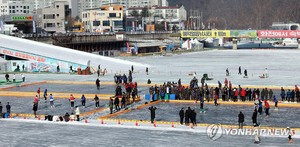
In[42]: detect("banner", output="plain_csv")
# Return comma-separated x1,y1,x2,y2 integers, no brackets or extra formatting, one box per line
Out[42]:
230,30,257,38
258,30,300,38
181,30,230,38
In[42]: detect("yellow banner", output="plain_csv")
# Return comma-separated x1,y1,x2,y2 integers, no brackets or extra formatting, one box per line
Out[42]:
181,30,230,38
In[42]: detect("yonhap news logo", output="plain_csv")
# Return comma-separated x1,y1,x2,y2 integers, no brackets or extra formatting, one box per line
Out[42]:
206,124,296,141
206,124,223,141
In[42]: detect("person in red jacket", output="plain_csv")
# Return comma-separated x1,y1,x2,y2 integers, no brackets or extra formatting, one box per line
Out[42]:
33,95,39,109
264,100,270,117
37,87,41,99
234,88,239,102
240,88,246,102
69,94,75,109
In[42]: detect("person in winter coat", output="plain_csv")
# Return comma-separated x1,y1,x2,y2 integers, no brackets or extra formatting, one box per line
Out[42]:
33,95,39,109
96,78,100,90
0,102,2,118
37,87,41,99
43,89,48,102
49,94,55,108
258,100,263,115
264,100,270,117
6,102,11,117
64,112,70,122
238,111,244,129
69,94,75,109
185,107,191,125
148,106,157,123
280,87,286,102
114,96,120,111
252,109,258,126
121,93,126,109
94,94,100,108
5,73,9,82
33,103,38,118
287,89,291,102
268,89,273,100
179,108,184,125
109,97,114,114
191,110,197,125
244,69,248,77
273,96,278,110
75,106,80,121
81,94,86,108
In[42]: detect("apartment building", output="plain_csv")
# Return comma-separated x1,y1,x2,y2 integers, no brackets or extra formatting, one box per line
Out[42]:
40,1,71,33
82,5,123,32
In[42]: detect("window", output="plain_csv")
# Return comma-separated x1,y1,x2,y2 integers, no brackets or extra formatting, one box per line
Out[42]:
56,5,59,9
109,13,116,18
93,21,100,26
57,23,60,27
103,20,110,26
12,6,15,9
27,6,29,9
9,6,11,9
12,10,15,13
114,20,123,28
44,23,55,28
56,14,59,18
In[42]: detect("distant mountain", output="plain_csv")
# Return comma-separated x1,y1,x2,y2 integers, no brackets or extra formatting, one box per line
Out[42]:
168,0,300,29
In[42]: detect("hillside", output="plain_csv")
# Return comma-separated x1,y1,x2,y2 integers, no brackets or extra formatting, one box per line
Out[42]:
169,0,300,29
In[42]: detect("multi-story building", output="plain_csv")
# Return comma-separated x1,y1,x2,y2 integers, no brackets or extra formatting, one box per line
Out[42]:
127,5,186,21
82,5,123,32
39,1,71,33
0,0,32,15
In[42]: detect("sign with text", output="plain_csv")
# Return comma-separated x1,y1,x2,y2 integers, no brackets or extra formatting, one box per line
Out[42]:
181,30,230,38
258,30,300,38
1,49,45,62
12,16,33,21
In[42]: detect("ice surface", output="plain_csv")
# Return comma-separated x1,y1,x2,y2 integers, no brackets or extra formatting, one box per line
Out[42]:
113,102,300,128
0,96,108,116
1,50,300,146
0,119,298,147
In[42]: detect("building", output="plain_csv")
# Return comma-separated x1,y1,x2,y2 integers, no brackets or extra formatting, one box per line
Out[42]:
82,5,124,32
126,5,186,31
0,0,32,15
272,22,300,30
39,1,71,33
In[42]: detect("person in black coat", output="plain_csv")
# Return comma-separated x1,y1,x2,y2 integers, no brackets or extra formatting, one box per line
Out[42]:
191,109,197,125
0,102,3,118
6,102,10,115
179,108,184,125
114,97,120,111
148,106,157,123
185,107,191,125
238,111,244,129
33,103,38,118
96,78,100,90
252,109,258,127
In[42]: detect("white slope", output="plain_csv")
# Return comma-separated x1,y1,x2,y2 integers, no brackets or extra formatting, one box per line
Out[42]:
0,34,147,72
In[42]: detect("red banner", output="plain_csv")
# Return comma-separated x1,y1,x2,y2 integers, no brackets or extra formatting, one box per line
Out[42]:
258,30,300,38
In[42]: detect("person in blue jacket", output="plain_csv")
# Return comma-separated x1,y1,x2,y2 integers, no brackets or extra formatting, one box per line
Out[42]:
286,89,291,102
273,95,278,110
81,94,86,108
258,100,263,115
